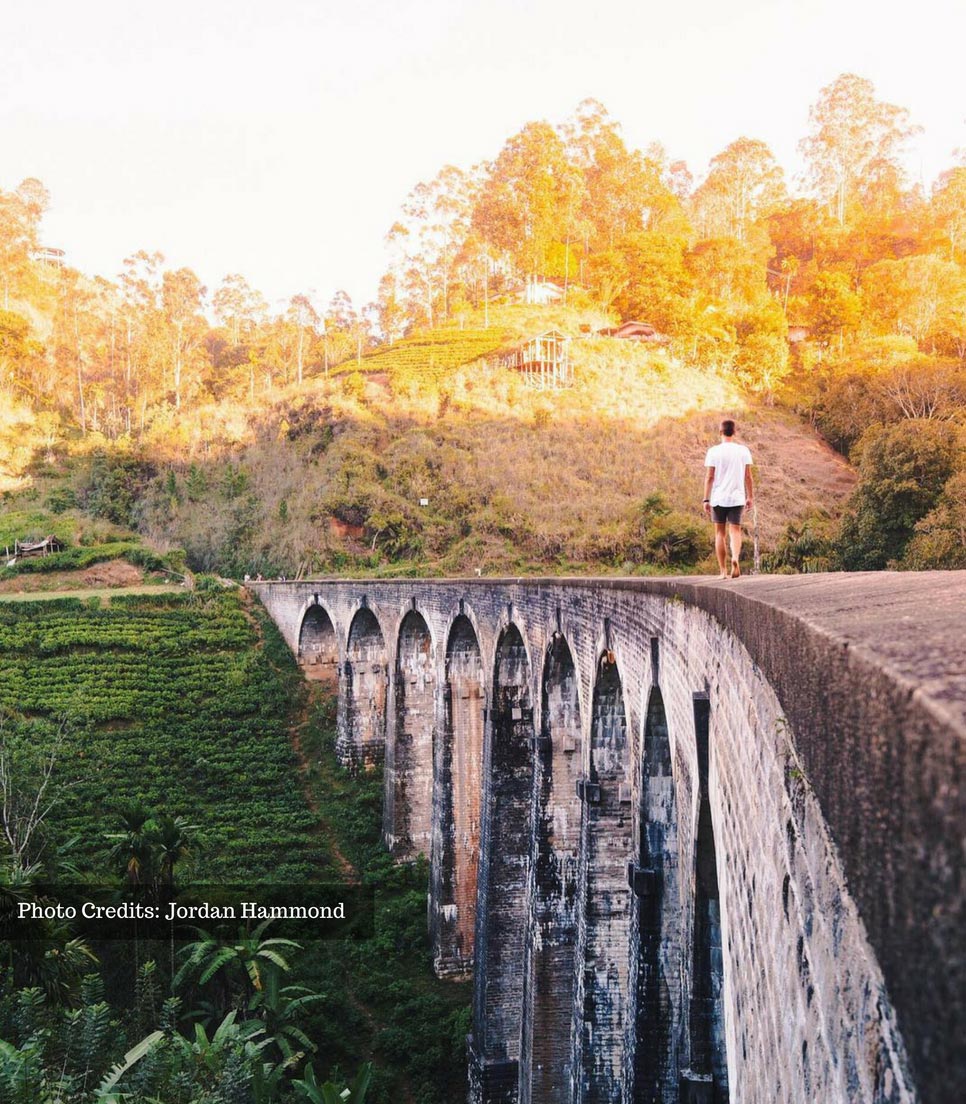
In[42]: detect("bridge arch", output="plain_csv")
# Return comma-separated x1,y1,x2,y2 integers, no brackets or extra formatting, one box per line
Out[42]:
520,630,584,1104
338,606,389,767
297,601,338,685
432,611,485,976
387,607,436,858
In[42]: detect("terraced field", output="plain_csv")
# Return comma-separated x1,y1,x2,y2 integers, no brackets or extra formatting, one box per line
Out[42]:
0,590,325,883
333,325,509,383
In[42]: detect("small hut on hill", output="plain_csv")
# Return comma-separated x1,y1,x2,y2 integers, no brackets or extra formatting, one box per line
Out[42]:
490,329,573,389
15,535,64,557
6,535,65,562
512,277,564,305
597,320,669,343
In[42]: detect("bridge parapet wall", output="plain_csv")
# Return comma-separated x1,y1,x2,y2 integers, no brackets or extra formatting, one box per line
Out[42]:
253,573,966,1104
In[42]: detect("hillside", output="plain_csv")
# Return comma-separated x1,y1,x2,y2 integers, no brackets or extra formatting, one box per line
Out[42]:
6,306,856,579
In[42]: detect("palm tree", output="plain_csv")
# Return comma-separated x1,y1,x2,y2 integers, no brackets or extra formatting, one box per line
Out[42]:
105,802,157,886
248,967,325,1061
151,813,201,988
153,814,199,889
105,803,159,978
174,920,301,1009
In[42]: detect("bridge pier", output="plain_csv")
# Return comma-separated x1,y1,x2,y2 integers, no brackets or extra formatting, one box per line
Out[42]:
519,632,583,1104
386,609,436,857
470,624,535,1098
432,613,485,976
572,651,635,1102
255,575,964,1104
627,675,681,1104
682,692,728,1102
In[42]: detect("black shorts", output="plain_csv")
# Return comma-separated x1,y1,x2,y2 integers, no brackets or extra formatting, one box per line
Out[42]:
712,504,744,525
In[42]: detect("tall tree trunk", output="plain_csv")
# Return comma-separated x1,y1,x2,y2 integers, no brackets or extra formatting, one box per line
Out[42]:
297,326,304,385
77,357,86,433
173,324,183,410
74,308,86,432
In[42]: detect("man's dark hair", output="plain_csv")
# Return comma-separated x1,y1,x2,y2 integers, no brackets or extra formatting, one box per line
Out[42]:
720,419,736,437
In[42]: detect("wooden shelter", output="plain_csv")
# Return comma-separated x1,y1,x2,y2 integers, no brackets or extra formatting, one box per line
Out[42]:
490,329,572,389
8,535,65,561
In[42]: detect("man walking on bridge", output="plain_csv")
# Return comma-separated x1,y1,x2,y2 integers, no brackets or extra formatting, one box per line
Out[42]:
703,419,754,578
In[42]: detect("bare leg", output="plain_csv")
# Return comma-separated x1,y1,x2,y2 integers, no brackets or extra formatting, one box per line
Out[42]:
728,523,743,576
714,523,728,578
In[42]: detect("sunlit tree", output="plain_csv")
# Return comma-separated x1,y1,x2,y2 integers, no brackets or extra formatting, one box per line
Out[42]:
692,137,786,242
800,73,919,227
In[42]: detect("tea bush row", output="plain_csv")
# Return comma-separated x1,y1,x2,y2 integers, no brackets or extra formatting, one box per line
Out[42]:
0,591,329,884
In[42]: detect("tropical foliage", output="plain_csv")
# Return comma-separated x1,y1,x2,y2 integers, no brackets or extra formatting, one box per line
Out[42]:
0,591,468,1102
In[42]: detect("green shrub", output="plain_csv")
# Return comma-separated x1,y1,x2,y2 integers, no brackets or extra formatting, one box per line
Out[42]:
762,512,837,574
630,493,704,567
79,450,155,526
901,471,966,569
342,372,366,401
836,419,960,570
46,487,78,514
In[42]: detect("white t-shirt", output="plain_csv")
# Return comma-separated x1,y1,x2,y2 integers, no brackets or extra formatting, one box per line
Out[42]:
704,441,753,507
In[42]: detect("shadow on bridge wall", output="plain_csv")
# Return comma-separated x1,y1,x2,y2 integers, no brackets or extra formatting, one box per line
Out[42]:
257,576,959,1104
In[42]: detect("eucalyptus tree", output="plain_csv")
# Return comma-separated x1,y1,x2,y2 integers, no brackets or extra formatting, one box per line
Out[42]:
800,73,919,227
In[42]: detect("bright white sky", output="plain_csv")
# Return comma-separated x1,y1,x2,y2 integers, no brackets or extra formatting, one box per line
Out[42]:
4,0,964,312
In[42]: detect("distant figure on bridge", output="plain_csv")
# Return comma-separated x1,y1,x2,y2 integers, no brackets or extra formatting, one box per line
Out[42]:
703,419,754,579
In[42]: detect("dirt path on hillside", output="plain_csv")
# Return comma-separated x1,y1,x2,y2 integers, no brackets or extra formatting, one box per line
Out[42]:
288,692,357,881
0,560,148,593
0,583,178,602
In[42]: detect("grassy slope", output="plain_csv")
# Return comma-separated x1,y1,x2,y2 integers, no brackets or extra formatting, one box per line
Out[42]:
141,323,853,576
12,305,856,578
0,589,468,1102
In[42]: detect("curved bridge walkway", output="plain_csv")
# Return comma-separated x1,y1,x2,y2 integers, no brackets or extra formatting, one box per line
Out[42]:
252,573,966,1104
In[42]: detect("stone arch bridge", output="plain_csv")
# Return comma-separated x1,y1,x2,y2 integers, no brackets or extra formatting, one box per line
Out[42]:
252,574,965,1104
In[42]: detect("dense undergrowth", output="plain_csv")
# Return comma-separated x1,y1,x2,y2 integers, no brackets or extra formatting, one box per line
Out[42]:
0,590,469,1102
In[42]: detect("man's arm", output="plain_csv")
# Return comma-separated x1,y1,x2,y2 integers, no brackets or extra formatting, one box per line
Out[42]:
703,467,714,514
745,464,754,507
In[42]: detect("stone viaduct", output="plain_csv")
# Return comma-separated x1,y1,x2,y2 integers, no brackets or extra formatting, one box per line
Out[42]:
252,573,966,1104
